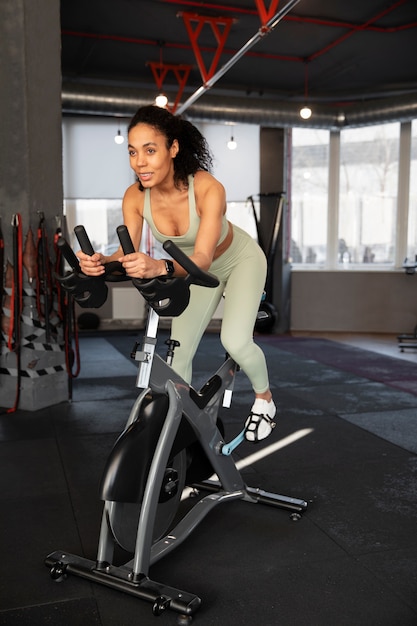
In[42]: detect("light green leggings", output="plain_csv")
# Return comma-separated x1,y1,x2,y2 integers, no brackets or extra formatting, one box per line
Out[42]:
170,225,270,394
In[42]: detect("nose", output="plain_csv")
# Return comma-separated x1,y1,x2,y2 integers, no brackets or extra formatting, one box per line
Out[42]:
135,151,146,167
130,148,146,169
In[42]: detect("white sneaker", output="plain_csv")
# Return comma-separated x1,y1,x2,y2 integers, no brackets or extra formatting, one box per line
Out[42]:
244,399,277,443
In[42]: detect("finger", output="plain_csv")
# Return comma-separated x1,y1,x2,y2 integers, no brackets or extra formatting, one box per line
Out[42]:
118,253,135,264
84,266,105,276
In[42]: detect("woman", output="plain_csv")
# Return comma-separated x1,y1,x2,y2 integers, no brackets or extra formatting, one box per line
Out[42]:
77,105,276,443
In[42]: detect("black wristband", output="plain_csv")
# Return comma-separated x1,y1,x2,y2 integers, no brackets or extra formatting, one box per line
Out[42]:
164,259,175,276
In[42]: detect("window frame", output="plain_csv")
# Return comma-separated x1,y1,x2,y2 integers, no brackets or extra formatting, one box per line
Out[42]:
290,120,413,271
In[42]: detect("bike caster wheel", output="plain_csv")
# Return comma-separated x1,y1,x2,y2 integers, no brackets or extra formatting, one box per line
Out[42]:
152,595,170,616
177,615,193,625
50,561,67,582
290,512,302,521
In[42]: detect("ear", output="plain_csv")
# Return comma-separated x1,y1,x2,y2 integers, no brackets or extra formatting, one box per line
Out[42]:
170,139,179,158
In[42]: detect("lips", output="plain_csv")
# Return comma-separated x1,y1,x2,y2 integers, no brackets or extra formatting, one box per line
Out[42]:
138,172,152,181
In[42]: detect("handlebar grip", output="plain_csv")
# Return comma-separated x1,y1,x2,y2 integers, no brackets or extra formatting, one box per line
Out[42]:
163,240,219,288
116,225,136,254
74,225,95,255
57,237,80,271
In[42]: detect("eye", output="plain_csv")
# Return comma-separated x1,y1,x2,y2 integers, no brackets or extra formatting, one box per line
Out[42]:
128,150,136,157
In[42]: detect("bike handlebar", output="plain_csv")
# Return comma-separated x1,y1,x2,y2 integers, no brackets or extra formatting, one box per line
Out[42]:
116,224,135,254
74,225,95,256
56,237,80,271
163,240,219,289
56,225,220,314
116,225,219,289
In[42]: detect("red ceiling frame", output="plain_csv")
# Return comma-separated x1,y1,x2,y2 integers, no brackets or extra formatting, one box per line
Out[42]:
162,0,416,31
148,61,192,113
62,29,302,62
307,0,410,62
62,0,416,86
255,0,280,30
180,12,235,83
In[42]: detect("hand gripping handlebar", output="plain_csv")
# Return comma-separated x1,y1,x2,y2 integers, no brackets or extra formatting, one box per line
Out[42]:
116,225,219,289
56,225,220,314
116,225,220,317
56,231,109,308
56,226,127,308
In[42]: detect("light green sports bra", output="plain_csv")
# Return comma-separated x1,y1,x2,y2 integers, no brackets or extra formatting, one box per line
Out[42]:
143,174,229,255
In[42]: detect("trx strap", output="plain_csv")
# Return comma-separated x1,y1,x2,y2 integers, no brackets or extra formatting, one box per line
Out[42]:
36,212,53,343
53,223,65,323
0,218,4,353
53,224,80,399
4,214,23,413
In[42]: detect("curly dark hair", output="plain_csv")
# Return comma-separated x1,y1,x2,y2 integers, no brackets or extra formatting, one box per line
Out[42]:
128,105,213,191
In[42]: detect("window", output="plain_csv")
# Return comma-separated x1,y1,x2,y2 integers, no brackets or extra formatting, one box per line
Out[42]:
290,128,329,265
290,122,404,268
64,199,124,255
64,198,160,257
407,120,417,262
339,122,400,265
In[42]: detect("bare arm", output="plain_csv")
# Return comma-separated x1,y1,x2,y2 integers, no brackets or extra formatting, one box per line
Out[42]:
118,172,226,279
77,172,226,279
190,171,226,271
117,184,167,278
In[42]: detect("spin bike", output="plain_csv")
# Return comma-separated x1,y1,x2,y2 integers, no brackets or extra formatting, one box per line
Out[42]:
45,225,308,624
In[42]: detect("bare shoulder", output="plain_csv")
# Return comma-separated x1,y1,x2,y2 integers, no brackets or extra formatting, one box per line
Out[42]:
123,182,145,216
193,170,225,198
193,171,226,217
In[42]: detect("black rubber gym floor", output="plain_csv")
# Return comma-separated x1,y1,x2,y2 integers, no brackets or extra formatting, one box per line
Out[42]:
0,331,416,625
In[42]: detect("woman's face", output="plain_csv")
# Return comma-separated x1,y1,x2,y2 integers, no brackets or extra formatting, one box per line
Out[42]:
128,123,178,188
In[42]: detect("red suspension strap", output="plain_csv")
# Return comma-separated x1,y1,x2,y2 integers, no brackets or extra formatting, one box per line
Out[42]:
0,218,4,353
5,214,23,413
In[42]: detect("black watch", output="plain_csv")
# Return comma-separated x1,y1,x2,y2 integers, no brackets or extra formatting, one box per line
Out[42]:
164,259,175,276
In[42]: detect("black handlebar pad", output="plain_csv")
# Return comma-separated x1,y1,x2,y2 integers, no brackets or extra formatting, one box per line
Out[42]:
117,225,136,254
74,225,95,255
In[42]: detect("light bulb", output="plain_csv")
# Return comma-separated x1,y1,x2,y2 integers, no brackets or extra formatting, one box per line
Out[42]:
299,106,312,120
155,93,168,108
114,130,124,144
227,136,237,150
